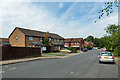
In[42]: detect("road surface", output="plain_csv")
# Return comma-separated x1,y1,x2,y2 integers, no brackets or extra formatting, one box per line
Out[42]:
2,50,118,78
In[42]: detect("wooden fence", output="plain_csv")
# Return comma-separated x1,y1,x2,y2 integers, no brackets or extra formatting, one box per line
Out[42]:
2,46,41,60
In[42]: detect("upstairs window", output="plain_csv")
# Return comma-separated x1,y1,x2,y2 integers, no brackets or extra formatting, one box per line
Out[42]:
16,36,18,41
49,38,51,42
61,40,63,42
29,37,33,41
57,39,59,42
39,38,43,41
75,42,78,44
54,39,56,42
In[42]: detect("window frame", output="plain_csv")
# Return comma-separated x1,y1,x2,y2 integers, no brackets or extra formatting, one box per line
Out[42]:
57,39,59,42
54,39,56,42
29,37,33,41
49,37,51,42
39,37,43,41
16,36,18,41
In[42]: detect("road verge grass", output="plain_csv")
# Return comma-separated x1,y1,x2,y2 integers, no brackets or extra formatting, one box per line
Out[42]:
42,53,65,56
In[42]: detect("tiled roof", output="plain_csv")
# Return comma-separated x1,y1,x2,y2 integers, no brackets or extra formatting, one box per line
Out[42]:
16,27,64,39
87,41,94,45
0,38,9,43
64,38,83,42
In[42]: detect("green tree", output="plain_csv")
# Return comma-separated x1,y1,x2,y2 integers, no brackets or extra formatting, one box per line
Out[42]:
42,38,49,47
95,0,118,22
104,24,120,56
42,38,49,52
87,44,92,50
84,35,94,42
105,24,119,50
105,24,119,34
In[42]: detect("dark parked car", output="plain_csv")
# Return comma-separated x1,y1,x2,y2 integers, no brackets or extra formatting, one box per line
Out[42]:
82,48,87,52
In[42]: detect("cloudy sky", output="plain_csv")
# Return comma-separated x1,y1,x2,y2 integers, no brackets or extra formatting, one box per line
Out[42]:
0,1,118,38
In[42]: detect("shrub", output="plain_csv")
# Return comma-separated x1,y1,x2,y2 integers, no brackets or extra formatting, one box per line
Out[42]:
106,45,112,51
68,47,77,53
113,46,120,57
54,50,59,52
87,45,92,50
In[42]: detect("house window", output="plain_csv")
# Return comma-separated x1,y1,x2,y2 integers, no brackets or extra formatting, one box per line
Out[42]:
75,42,78,44
54,46,58,50
71,42,73,44
49,38,51,42
57,39,59,42
54,39,56,42
29,37,33,41
61,40,63,42
39,38,43,41
65,43,67,44
16,36,18,41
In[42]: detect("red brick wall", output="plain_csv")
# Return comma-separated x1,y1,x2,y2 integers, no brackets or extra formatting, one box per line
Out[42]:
64,39,84,49
25,36,43,47
9,28,25,47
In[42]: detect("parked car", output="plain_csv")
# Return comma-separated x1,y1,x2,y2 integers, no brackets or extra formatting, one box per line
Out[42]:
98,52,114,63
60,49,71,53
102,48,107,52
82,48,87,52
92,47,96,50
92,47,98,50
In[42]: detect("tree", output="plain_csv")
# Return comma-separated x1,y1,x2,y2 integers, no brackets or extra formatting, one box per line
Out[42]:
105,24,119,34
95,0,118,22
42,38,49,52
87,44,92,50
42,38,49,46
84,35,94,42
105,24,119,50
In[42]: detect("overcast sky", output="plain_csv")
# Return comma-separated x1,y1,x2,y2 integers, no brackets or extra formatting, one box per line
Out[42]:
0,1,118,38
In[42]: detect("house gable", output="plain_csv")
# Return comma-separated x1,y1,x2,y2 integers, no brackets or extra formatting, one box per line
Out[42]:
9,28,25,47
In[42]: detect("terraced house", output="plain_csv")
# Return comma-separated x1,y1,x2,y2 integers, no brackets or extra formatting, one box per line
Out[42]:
84,41,94,48
64,38,84,50
9,27,64,52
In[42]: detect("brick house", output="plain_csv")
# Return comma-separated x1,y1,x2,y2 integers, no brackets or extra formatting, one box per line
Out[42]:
0,38,11,46
9,27,64,52
84,41,94,48
64,38,84,50
84,41,89,48
88,41,94,48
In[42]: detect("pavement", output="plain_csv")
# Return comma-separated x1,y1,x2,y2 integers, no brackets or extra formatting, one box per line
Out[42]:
0,52,82,65
2,50,118,78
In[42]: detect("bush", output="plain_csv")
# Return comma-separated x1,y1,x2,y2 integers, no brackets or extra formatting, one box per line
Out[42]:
106,45,112,51
67,47,77,53
54,50,59,52
113,47,118,57
87,45,92,50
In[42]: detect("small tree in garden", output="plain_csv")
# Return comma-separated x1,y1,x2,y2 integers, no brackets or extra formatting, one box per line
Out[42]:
42,38,49,52
87,44,92,50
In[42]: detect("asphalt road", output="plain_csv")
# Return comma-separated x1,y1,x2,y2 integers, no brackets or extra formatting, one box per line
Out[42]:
2,50,118,78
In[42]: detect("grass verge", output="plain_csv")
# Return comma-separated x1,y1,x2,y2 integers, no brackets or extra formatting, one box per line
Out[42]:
42,53,65,56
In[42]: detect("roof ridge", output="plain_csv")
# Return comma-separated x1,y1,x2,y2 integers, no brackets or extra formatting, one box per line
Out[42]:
17,27,60,35
16,27,64,39
17,27,46,33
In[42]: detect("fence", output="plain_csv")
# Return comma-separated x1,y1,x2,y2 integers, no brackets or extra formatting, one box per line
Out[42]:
2,46,41,60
